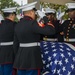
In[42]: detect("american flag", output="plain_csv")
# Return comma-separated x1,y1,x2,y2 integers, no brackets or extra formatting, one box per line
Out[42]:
20,9,23,16
40,41,75,75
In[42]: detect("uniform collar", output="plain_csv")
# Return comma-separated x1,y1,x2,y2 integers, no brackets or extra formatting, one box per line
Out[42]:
5,18,14,22
24,16,33,20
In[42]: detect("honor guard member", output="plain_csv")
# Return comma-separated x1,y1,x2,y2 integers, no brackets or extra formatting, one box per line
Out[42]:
60,3,75,46
13,1,55,75
0,7,17,75
57,12,65,42
42,8,60,42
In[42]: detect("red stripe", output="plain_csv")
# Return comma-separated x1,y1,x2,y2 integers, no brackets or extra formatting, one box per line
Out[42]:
38,22,45,27
38,69,40,75
12,68,17,75
0,62,13,65
47,23,55,28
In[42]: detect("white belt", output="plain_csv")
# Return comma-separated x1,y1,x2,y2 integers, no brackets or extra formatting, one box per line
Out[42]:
0,42,13,46
20,42,40,47
43,38,58,41
64,38,75,42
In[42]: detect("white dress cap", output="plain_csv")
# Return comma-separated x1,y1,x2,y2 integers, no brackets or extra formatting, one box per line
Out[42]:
2,7,17,13
44,8,56,14
18,1,37,12
66,3,75,9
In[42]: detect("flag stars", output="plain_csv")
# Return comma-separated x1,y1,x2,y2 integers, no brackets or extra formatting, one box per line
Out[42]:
60,53,65,58
48,56,51,61
54,59,58,65
58,60,62,66
53,53,57,57
43,41,47,44
43,60,46,64
57,69,60,74
66,48,71,51
62,66,66,72
51,45,56,48
41,54,43,58
53,68,56,74
43,44,48,47
50,42,55,45
59,45,64,48
46,64,50,68
52,49,57,52
65,58,69,64
50,61,53,66
44,51,49,54
67,71,71,75
73,57,75,62
71,64,74,70
68,52,72,57
59,48,64,52
44,47,48,50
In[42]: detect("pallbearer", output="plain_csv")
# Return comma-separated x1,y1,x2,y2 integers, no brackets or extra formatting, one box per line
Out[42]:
0,7,17,75
13,1,55,75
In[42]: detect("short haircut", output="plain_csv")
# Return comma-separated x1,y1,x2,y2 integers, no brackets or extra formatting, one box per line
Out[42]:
3,12,16,17
66,9,75,13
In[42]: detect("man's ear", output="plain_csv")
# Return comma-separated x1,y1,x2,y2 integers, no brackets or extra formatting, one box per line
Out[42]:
9,14,13,18
30,10,33,15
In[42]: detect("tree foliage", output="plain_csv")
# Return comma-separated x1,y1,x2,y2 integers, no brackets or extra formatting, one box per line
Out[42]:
0,0,19,10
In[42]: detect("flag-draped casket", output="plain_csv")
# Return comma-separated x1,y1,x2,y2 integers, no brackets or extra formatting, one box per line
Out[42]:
40,41,75,75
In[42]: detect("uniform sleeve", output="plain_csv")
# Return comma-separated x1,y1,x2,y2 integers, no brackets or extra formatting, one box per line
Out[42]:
59,20,67,32
13,32,19,56
32,20,55,35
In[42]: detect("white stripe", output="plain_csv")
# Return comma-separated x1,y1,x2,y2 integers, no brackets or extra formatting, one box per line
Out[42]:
43,38,58,41
20,42,40,47
42,71,49,75
0,42,13,46
64,38,75,42
65,43,75,51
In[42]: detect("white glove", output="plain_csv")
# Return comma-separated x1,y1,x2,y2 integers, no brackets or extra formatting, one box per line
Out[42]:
16,15,23,20
57,12,65,20
37,10,45,18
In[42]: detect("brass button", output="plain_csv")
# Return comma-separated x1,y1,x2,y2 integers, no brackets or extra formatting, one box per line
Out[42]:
67,34,69,35
72,19,74,20
66,37,69,41
66,39,69,41
67,30,69,32
70,21,72,23
45,36,47,38
68,27,70,29
66,37,68,39
69,24,71,26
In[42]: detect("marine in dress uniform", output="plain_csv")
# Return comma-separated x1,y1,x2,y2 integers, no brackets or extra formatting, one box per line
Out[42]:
57,12,65,42
60,3,75,46
0,7,17,75
13,1,55,75
41,8,60,42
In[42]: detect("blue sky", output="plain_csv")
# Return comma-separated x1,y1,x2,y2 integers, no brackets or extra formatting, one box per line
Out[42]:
13,0,27,5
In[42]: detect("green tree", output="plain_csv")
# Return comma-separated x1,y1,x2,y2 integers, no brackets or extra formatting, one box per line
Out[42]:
0,0,19,10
